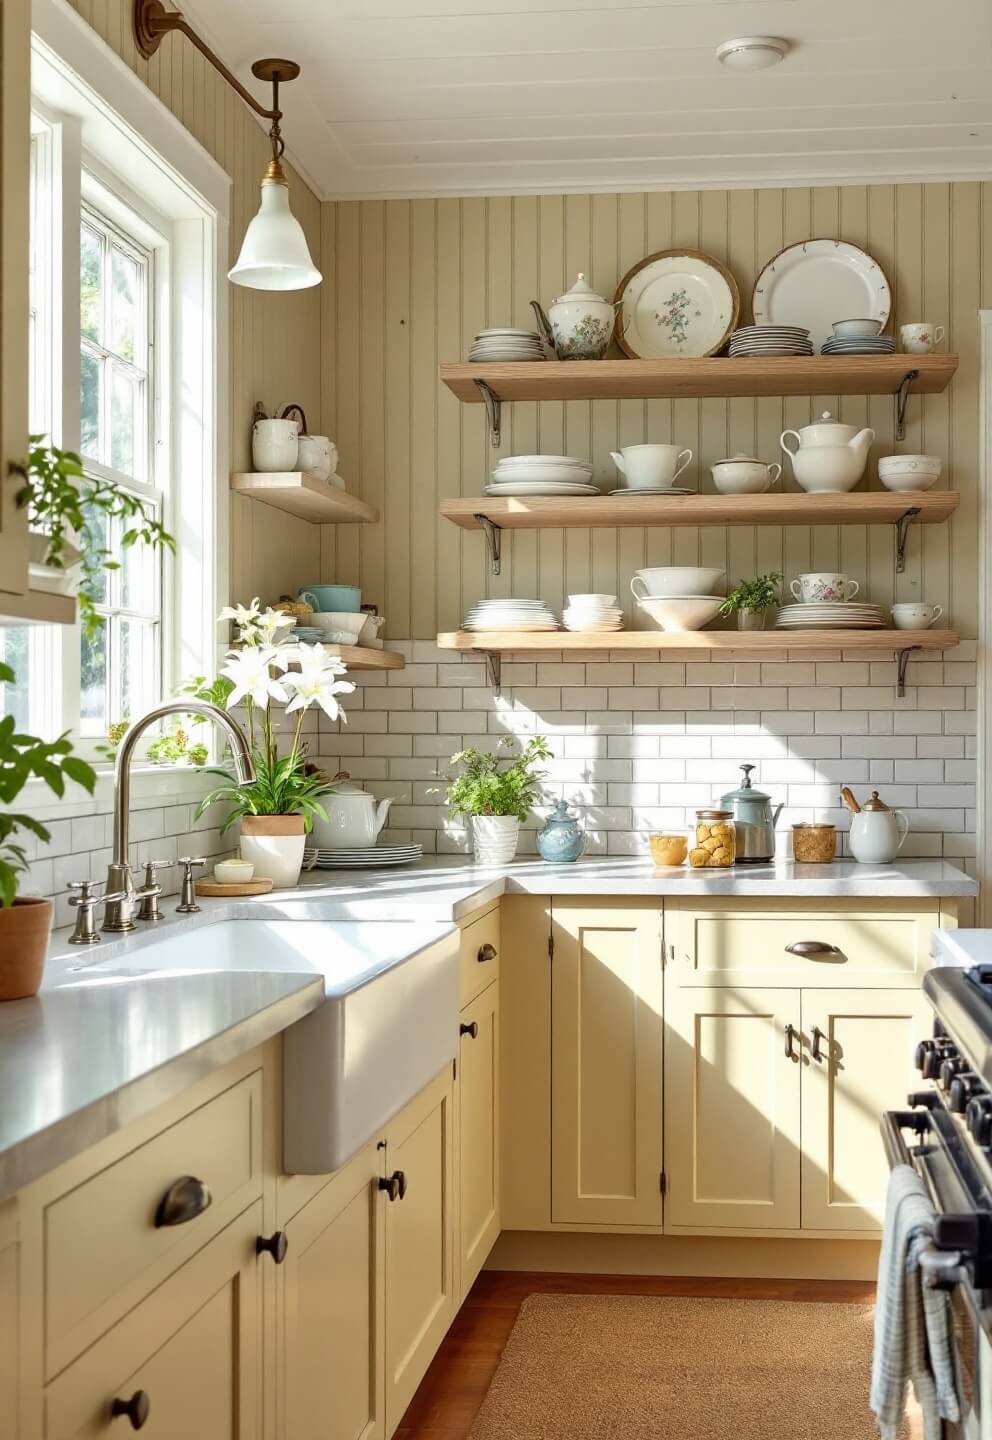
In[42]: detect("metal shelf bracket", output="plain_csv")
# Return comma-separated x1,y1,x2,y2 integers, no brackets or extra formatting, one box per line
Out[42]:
897,645,921,699
474,514,502,575
895,506,922,574
484,652,501,693
895,369,919,442
474,380,502,447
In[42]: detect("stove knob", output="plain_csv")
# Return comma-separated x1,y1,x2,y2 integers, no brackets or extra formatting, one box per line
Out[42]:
915,1040,936,1074
922,1044,951,1081
966,1096,992,1146
949,1074,979,1113
939,1055,965,1090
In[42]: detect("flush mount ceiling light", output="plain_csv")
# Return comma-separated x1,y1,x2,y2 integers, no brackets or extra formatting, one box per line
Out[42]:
716,36,790,71
133,0,321,291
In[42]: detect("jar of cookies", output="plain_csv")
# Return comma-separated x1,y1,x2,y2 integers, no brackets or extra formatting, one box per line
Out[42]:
690,809,736,868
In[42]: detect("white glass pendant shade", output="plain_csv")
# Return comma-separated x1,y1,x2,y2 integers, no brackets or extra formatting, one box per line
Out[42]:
228,177,321,291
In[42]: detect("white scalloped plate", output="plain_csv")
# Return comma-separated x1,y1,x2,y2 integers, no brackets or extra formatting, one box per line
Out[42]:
752,239,891,354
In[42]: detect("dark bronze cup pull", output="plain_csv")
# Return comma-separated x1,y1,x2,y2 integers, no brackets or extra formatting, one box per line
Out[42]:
460,1021,480,1039
477,943,497,964
378,1170,407,1202
154,1175,212,1228
785,940,843,958
111,1390,150,1430
784,1023,798,1061
256,1230,289,1264
811,1025,829,1062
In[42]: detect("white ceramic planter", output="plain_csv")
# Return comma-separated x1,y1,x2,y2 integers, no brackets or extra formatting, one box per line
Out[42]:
239,815,306,887
471,815,521,866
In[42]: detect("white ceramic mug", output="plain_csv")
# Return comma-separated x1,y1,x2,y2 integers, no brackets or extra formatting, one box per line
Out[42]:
790,573,860,604
891,602,943,630
252,417,299,472
900,323,945,354
296,433,335,481
610,444,692,490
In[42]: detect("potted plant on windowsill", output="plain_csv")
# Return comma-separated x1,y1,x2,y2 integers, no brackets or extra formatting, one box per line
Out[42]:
718,571,783,631
445,736,552,865
193,599,355,888
0,664,96,999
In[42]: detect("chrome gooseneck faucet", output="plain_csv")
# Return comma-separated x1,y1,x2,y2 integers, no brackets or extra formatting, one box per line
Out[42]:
103,701,256,933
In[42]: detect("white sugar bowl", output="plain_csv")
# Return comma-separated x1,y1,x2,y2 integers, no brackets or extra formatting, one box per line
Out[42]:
710,454,782,495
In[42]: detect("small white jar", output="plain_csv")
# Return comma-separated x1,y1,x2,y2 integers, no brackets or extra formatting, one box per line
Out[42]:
214,858,255,885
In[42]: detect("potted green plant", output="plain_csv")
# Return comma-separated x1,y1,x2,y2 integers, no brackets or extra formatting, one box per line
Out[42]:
0,663,96,999
719,571,783,631
445,736,552,864
194,599,355,887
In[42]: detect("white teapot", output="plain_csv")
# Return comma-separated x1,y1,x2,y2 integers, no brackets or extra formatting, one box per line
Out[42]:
531,273,618,360
847,789,909,865
780,411,875,493
313,782,394,849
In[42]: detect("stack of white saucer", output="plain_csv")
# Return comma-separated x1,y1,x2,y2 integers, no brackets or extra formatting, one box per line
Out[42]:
468,329,545,362
562,593,623,632
464,598,558,632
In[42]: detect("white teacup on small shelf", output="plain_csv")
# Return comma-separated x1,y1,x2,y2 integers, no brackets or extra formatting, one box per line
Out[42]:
900,323,944,354
891,602,943,630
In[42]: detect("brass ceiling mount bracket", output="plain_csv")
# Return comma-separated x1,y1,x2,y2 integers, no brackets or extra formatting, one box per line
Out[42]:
134,0,177,60
251,59,301,86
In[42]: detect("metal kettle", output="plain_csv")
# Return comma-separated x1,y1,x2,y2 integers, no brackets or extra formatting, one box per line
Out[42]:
719,764,784,864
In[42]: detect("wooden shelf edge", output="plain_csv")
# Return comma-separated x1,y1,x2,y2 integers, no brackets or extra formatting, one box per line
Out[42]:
0,587,76,626
230,472,378,526
316,644,404,671
437,629,959,654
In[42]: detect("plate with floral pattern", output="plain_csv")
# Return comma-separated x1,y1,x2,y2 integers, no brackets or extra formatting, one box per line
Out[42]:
614,248,740,360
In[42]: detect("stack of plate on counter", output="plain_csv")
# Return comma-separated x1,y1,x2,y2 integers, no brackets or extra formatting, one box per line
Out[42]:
304,842,424,870
728,325,814,357
776,602,885,630
468,328,545,363
464,598,558,632
487,454,597,497
820,333,896,356
562,593,623,633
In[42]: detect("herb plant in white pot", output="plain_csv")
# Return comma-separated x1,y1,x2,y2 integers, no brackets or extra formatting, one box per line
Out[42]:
446,736,552,865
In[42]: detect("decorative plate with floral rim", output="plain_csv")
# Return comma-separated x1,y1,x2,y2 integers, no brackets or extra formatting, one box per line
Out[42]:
614,249,740,360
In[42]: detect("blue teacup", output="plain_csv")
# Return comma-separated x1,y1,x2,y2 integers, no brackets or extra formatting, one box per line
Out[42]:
298,584,362,613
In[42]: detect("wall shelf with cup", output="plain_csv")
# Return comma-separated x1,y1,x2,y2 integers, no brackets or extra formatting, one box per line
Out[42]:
230,472,378,526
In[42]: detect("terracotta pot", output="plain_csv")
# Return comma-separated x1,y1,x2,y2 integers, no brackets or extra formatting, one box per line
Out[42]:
239,815,307,888
0,897,54,1000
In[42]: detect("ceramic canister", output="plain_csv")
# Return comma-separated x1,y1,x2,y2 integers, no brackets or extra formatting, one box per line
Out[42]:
537,799,586,863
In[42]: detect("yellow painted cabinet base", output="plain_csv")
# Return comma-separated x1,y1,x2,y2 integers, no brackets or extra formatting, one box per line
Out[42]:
457,982,500,1300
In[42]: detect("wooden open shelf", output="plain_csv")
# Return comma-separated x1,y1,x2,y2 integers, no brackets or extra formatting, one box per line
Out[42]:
0,588,75,626
440,354,958,405
231,472,378,526
441,491,959,531
235,641,404,672
438,628,958,655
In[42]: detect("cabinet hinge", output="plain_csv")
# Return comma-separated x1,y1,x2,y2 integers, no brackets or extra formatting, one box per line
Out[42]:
659,1171,667,1196
548,933,555,961
452,1056,457,1082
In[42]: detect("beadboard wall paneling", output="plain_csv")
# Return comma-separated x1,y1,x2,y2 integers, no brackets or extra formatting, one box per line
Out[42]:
69,0,324,603
319,184,988,640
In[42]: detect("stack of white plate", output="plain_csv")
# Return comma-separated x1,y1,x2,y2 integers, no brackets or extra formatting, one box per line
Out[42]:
729,325,814,357
776,602,885,630
464,598,558,631
487,455,598,497
820,334,896,356
562,593,623,632
468,328,546,362
304,843,423,869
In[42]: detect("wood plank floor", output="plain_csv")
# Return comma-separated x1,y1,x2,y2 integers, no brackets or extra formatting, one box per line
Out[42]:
395,1270,877,1439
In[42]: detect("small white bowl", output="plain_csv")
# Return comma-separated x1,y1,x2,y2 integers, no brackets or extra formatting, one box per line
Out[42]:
635,594,723,632
306,611,367,642
569,593,617,607
214,859,255,885
833,318,884,338
878,471,939,494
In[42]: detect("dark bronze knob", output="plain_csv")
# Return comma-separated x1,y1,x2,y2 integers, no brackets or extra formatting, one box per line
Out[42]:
111,1391,150,1429
378,1170,407,1202
256,1230,288,1264
460,1021,479,1039
477,943,497,964
154,1175,212,1228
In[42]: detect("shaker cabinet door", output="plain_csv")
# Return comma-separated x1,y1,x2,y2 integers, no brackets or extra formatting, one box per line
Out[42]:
457,981,500,1299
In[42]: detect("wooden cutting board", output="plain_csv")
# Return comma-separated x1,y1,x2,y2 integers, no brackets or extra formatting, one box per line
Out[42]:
195,878,274,897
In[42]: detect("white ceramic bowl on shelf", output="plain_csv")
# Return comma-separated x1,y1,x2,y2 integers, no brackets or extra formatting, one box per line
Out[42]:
306,612,367,642
832,318,884,339
634,594,723,632
877,454,941,492
630,566,725,599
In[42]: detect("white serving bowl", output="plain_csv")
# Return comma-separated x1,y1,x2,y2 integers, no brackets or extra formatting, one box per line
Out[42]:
630,566,725,599
832,318,884,339
306,611,367,642
635,594,723,632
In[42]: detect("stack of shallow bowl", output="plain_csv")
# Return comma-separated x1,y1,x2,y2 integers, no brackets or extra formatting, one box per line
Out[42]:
728,325,813,357
487,455,597,497
821,318,895,355
562,593,623,633
630,566,725,633
464,598,558,632
468,328,545,362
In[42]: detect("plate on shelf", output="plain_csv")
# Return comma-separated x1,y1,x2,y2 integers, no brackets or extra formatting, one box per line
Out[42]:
752,239,891,353
305,845,423,869
606,486,696,497
614,248,740,359
486,481,600,497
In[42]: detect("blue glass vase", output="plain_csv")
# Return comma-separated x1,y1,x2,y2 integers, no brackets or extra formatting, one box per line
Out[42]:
537,799,586,864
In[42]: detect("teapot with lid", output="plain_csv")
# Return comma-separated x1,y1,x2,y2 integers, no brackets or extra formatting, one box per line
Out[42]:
530,273,618,360
779,411,875,494
843,787,910,865
313,779,394,849
719,764,784,863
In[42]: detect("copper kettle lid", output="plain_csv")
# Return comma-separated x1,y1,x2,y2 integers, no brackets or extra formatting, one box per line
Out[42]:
862,790,891,811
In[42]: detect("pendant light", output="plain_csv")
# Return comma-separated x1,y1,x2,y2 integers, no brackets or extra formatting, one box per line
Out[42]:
133,1,321,291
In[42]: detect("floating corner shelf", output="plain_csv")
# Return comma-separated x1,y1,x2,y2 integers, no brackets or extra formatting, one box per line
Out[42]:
231,472,378,526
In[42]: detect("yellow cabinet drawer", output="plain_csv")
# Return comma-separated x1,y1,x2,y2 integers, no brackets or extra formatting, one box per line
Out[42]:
668,898,937,988
459,907,501,1008
44,1071,262,1380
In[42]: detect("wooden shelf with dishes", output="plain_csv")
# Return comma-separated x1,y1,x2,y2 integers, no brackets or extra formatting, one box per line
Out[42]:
234,640,404,673
230,472,378,526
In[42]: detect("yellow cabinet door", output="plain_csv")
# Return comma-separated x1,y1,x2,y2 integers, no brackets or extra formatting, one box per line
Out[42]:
0,1204,17,1440
457,981,500,1300
551,900,664,1226
801,988,932,1232
666,986,802,1231
44,1203,262,1439
383,1067,455,1435
279,1142,385,1440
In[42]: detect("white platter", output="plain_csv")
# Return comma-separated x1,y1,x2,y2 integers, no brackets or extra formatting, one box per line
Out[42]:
496,455,592,469
752,239,891,353
615,248,739,359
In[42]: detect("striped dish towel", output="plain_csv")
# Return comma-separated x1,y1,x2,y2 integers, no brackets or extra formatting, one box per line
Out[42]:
870,1162,961,1440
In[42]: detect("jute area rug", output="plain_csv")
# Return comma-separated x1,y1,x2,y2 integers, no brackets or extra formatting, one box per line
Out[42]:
469,1293,898,1439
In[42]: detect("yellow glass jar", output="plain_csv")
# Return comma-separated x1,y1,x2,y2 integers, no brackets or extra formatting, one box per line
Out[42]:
690,809,736,868
649,833,688,867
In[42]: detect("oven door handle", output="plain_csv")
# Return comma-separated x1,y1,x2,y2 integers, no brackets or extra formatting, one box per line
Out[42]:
881,1108,931,1169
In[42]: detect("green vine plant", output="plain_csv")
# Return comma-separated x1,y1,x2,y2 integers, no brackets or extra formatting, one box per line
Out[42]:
718,571,784,617
11,436,175,639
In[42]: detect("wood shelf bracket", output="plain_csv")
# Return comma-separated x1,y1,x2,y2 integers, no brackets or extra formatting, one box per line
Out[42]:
895,506,922,574
475,379,502,446
475,514,502,575
894,369,919,441
897,645,921,698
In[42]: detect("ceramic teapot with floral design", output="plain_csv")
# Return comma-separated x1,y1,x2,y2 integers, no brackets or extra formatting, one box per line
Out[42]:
531,274,619,360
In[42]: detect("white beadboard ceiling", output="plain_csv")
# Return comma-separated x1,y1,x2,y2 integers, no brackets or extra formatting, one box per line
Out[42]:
181,0,992,199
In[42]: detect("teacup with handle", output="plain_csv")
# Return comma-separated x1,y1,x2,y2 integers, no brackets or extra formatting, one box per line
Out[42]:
900,323,945,354
610,444,692,490
891,602,943,630
790,573,859,604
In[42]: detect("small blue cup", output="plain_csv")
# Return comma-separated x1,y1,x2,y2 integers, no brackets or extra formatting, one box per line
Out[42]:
299,584,362,613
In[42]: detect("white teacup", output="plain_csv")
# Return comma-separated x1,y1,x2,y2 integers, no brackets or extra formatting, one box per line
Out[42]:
900,323,945,355
610,444,692,490
790,573,860,604
252,417,299,472
891,602,943,630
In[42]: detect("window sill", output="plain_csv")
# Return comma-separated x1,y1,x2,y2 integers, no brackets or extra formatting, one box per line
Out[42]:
17,763,223,818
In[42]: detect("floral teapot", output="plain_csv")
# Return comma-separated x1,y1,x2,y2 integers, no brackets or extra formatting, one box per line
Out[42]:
530,273,619,360
779,411,875,493
314,780,393,849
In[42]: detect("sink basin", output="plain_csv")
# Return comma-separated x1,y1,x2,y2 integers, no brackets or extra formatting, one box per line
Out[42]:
70,917,460,1173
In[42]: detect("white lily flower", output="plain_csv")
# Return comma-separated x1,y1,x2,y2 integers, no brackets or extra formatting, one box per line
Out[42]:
218,597,261,628
220,646,289,709
255,607,298,645
283,648,355,721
